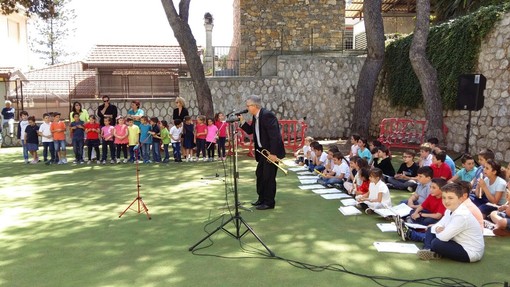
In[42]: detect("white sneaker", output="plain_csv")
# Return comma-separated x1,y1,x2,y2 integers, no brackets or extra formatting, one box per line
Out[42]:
123,159,128,163
101,160,106,165
97,160,101,164
111,160,116,164
87,160,91,164
62,158,67,164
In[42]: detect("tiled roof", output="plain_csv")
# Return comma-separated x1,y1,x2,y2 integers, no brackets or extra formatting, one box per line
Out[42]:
346,0,420,19
22,62,96,98
82,45,195,69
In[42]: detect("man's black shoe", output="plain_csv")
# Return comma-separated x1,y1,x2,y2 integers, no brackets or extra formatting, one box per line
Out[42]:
251,200,262,206
256,204,274,210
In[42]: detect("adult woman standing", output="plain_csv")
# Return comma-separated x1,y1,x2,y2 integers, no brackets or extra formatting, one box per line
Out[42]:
172,97,189,121
127,100,144,127
69,102,89,122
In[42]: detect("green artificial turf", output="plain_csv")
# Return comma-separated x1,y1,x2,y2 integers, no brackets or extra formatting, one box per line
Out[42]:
0,147,508,287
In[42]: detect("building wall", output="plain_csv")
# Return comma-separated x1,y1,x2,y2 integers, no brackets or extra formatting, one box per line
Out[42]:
0,12,29,70
232,0,345,76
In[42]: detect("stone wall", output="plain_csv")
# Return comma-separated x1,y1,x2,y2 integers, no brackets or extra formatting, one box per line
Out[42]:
371,12,510,162
180,55,364,138
232,0,345,76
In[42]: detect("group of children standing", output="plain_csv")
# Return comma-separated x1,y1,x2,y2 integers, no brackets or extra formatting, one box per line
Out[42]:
15,110,230,165
294,134,510,263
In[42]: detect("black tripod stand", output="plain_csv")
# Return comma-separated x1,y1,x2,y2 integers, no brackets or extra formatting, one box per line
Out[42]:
119,147,151,220
189,120,275,256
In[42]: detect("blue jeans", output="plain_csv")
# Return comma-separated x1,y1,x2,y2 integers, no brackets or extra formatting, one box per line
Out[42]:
142,143,151,162
318,177,344,185
72,138,84,161
151,142,161,162
172,142,181,160
129,145,137,161
387,177,416,190
21,139,29,160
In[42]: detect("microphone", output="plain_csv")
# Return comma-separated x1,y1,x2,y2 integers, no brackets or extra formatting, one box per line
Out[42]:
234,109,248,116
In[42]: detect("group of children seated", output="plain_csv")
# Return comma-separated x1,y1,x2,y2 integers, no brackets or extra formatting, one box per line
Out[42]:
14,111,229,165
294,135,510,263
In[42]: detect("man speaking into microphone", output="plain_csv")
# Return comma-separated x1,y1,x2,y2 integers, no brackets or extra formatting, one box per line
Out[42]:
239,95,285,210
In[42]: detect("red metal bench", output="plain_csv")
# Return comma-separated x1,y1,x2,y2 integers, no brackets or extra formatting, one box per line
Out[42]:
377,118,448,149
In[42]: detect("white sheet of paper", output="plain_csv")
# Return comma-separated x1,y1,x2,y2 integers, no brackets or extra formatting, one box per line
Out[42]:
298,184,325,190
483,228,495,237
338,206,362,216
377,223,397,232
321,193,348,200
373,242,420,254
289,167,308,172
374,203,413,218
296,171,314,175
300,179,319,184
340,198,358,206
297,175,319,180
312,188,342,194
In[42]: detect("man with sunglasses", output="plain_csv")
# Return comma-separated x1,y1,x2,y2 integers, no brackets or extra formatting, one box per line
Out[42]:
98,96,118,126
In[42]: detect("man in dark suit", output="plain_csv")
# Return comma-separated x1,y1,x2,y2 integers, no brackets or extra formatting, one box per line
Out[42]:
240,95,285,210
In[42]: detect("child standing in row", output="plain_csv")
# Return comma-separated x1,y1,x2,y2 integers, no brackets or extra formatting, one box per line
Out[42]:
127,118,140,162
25,116,39,164
84,115,101,164
195,115,207,161
39,113,55,164
215,112,228,161
183,116,195,162
51,112,67,164
139,116,152,163
114,117,129,163
206,118,218,161
17,111,29,163
149,117,161,163
170,119,183,162
158,120,171,163
101,117,116,164
70,112,85,164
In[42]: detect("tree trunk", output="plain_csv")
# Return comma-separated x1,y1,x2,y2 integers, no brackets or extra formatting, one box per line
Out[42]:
351,0,385,138
410,0,444,143
161,0,214,118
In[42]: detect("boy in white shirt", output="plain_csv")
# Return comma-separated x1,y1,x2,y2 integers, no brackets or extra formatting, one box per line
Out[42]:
294,136,313,166
417,182,484,262
318,152,350,186
308,142,328,173
38,113,55,164
170,119,183,162
356,168,391,214
419,143,433,167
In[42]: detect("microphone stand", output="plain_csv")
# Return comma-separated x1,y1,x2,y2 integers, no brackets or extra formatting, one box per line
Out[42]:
189,119,275,256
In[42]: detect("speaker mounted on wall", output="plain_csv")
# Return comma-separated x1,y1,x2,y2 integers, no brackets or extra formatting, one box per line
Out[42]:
456,74,486,111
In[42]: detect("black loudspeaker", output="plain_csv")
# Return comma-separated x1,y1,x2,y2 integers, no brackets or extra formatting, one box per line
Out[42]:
456,74,486,111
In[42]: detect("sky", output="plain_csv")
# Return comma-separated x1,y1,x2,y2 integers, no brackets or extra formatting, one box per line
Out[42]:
30,0,234,66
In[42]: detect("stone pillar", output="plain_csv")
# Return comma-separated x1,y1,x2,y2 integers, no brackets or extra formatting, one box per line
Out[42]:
204,13,214,74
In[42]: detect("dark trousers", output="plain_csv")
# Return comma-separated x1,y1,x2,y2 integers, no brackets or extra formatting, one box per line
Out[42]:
72,138,84,161
207,142,215,158
102,140,116,161
217,137,226,158
423,228,470,262
116,144,128,159
87,139,100,161
196,138,206,158
255,158,278,207
163,144,170,161
42,142,55,162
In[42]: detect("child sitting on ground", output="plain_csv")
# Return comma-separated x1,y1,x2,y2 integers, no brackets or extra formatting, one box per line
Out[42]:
348,134,360,158
474,159,507,217
318,151,350,187
308,142,328,173
294,136,313,166
416,183,484,262
353,167,370,196
397,178,447,242
344,157,368,195
373,145,395,180
322,145,339,176
401,166,433,208
450,154,476,183
489,181,510,236
418,143,433,167
387,149,419,190
356,168,392,214
357,137,372,163
430,149,452,180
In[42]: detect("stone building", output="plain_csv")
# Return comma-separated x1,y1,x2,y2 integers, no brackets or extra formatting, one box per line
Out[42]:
231,0,346,76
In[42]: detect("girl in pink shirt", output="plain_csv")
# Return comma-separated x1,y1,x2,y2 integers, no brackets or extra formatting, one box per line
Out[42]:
113,117,129,163
101,117,116,163
206,118,219,161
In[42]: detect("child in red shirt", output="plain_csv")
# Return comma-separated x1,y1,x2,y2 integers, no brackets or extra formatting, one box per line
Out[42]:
431,150,452,180
84,115,101,163
194,115,207,161
354,167,370,196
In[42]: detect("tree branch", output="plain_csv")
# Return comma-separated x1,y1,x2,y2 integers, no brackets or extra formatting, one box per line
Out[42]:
178,0,191,23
